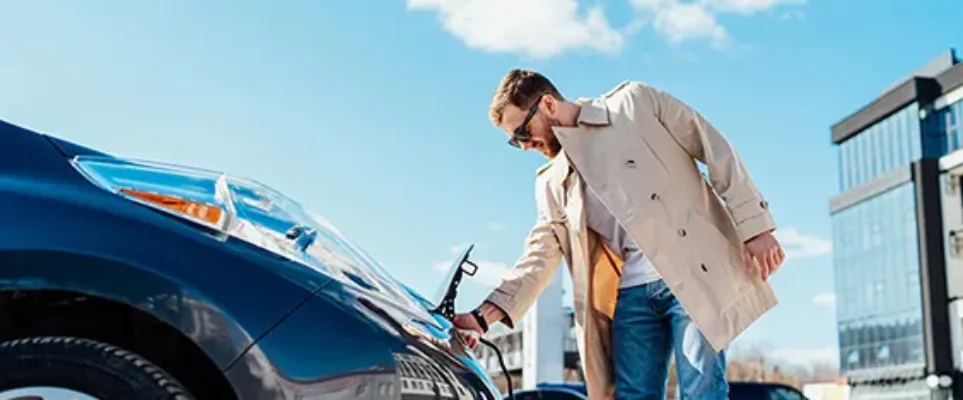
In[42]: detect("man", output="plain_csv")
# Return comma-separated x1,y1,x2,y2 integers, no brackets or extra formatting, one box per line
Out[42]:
454,69,784,400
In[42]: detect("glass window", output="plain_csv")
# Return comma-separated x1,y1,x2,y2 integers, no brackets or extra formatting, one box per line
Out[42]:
847,139,857,190
904,107,916,164
948,102,960,152
910,103,923,160
897,109,909,166
948,100,962,152
831,182,925,373
883,117,895,173
838,104,924,191
836,146,848,191
919,99,963,157
869,125,880,178
852,135,866,186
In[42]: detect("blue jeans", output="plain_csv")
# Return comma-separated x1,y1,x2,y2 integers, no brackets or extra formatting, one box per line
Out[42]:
612,280,728,400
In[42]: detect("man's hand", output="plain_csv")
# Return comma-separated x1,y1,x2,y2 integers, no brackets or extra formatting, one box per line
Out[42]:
742,231,785,282
452,302,505,348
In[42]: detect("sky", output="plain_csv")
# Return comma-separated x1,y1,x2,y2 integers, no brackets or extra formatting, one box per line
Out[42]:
1,0,962,371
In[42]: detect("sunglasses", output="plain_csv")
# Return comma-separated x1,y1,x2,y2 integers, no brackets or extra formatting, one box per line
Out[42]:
508,97,542,149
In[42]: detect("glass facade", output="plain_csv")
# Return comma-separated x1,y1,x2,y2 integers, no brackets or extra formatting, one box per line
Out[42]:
923,98,963,155
832,98,962,375
831,57,963,398
839,104,922,192
831,182,926,373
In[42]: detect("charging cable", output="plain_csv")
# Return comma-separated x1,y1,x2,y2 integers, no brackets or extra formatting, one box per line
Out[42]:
477,336,514,400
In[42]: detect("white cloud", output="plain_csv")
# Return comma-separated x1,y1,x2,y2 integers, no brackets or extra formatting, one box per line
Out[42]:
436,243,510,286
406,0,624,59
769,346,839,368
652,2,728,47
773,227,833,260
701,0,806,15
449,243,472,254
487,222,506,231
433,259,510,286
628,0,805,48
410,0,806,56
812,292,836,308
778,9,805,20
630,0,675,9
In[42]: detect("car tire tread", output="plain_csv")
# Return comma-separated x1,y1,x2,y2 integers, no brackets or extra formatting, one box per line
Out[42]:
0,336,193,400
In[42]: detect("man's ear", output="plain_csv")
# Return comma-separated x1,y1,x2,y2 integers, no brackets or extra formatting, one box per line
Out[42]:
540,95,556,115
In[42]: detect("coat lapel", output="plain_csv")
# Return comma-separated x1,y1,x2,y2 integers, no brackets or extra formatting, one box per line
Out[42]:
552,98,626,323
543,152,594,326
553,154,584,230
552,97,614,239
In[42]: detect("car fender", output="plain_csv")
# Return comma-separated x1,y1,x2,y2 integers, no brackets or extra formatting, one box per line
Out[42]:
0,179,323,371
0,247,314,371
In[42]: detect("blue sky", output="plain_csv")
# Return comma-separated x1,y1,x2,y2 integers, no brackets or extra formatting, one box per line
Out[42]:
2,0,962,370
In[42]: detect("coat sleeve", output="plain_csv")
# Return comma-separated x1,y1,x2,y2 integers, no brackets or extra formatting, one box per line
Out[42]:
628,81,776,243
483,194,564,329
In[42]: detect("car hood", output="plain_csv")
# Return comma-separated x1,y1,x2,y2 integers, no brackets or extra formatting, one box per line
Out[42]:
46,131,488,391
51,138,448,334
229,207,447,333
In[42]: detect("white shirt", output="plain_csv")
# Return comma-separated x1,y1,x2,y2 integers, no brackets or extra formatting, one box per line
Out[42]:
583,183,662,288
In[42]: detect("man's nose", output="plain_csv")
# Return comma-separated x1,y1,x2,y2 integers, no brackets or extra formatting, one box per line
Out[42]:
520,141,534,151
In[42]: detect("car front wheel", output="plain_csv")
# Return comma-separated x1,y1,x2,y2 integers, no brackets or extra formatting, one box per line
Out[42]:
0,336,193,400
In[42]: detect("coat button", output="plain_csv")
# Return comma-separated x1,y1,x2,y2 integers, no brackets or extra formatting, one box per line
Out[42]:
625,159,636,168
701,264,708,272
760,200,769,209
650,193,659,200
678,228,687,237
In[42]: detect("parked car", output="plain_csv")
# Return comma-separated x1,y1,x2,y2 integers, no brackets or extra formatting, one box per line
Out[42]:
0,119,504,399
525,381,809,399
510,387,587,400
729,381,809,399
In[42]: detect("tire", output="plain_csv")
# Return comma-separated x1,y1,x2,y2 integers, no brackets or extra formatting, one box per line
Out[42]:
0,336,194,400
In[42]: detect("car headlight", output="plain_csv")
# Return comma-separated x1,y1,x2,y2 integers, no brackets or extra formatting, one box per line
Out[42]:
70,155,325,270
70,155,237,234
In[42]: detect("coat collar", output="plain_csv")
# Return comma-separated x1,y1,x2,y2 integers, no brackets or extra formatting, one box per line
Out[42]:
536,98,612,191
573,97,611,127
536,150,575,189
535,96,612,179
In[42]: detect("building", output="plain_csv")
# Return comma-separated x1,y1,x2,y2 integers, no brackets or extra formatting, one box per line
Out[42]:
829,48,963,399
940,153,963,394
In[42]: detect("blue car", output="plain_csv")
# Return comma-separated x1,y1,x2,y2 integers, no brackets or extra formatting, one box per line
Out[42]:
0,119,504,399
524,381,809,399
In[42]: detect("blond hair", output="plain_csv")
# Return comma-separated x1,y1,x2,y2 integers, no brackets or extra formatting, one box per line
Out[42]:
488,69,565,126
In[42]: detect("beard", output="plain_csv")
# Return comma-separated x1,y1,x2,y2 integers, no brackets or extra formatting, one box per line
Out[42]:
544,118,564,156
545,136,562,157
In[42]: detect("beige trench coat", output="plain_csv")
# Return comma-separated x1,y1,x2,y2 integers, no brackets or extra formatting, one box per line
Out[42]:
484,81,779,399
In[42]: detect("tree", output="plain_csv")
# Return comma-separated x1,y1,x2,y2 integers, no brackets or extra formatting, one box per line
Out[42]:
723,343,841,389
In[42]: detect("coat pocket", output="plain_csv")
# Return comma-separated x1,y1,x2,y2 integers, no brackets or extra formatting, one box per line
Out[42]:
680,210,750,310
